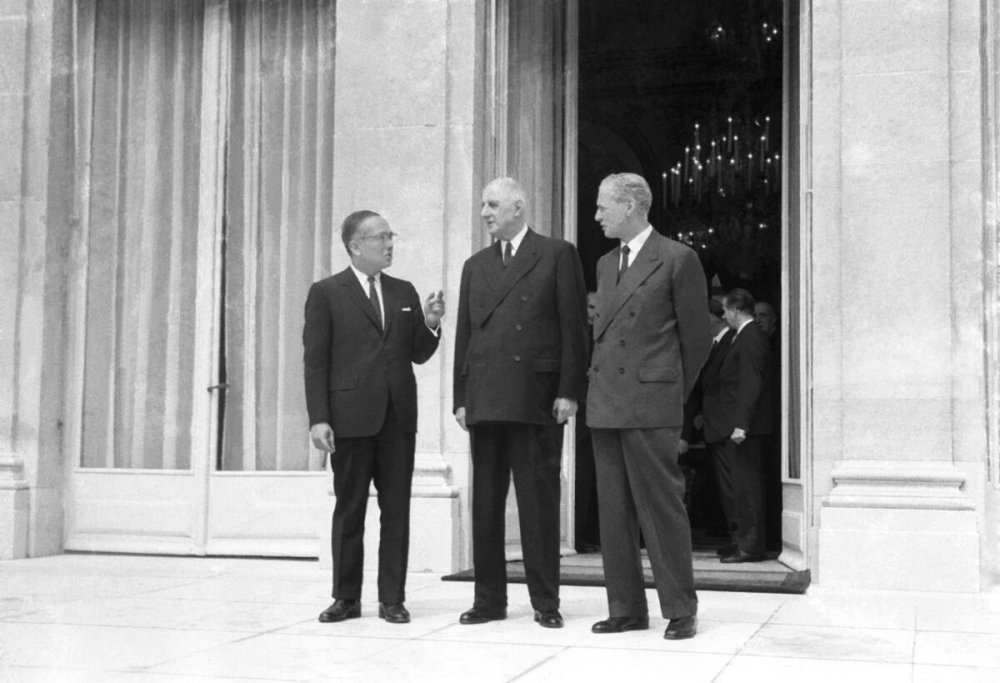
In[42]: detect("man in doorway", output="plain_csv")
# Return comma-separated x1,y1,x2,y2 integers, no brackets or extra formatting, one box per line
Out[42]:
754,299,782,553
586,172,711,641
303,210,445,625
453,177,589,629
703,288,773,563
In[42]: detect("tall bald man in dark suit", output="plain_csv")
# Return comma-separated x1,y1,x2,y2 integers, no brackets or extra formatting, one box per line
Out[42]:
304,210,444,625
587,173,711,641
453,177,588,629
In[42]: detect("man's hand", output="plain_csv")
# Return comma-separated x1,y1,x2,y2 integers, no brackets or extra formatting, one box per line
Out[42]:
678,438,690,455
730,427,746,445
424,290,445,328
551,397,578,424
310,422,335,452
454,407,468,432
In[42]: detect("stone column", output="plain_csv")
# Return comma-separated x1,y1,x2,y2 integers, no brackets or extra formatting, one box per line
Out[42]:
811,0,985,591
316,0,479,573
0,0,69,559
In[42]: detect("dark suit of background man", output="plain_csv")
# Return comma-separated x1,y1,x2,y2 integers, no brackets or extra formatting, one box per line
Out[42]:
303,210,445,625
586,173,711,641
703,288,773,564
453,177,588,630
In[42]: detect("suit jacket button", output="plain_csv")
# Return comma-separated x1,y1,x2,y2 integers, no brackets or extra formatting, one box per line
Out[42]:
629,310,636,317
514,355,521,362
618,368,625,374
521,295,528,301
618,339,625,347
515,324,523,331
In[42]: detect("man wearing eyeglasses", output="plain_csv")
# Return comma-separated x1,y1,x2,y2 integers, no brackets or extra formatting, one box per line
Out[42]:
303,210,445,625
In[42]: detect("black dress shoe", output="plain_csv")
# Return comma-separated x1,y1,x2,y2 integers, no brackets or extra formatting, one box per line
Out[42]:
720,550,765,564
459,606,507,624
590,615,649,633
664,615,697,640
716,544,738,558
533,609,564,629
378,602,410,624
318,599,360,623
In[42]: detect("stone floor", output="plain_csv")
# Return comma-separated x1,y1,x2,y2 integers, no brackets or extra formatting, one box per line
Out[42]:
2,554,1000,682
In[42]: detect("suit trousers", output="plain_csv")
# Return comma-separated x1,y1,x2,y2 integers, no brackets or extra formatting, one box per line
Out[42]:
591,427,698,620
330,399,415,603
709,436,764,555
469,422,563,612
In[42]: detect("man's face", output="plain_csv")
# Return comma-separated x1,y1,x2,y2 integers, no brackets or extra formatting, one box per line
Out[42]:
594,184,630,240
481,182,523,241
754,303,777,335
723,304,741,330
586,292,598,326
350,215,394,274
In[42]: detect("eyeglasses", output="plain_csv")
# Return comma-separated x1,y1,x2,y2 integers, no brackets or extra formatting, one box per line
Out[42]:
358,232,398,244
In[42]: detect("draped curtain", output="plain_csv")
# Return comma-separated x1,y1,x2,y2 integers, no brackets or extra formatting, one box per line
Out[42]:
78,0,334,472
80,0,205,469
220,0,335,472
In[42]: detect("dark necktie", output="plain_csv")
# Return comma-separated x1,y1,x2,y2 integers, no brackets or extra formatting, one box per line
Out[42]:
617,244,630,284
367,275,383,329
503,241,513,267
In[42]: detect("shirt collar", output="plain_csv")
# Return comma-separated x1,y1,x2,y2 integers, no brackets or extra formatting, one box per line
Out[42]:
502,225,529,254
622,224,654,255
350,264,380,289
713,328,729,344
734,318,753,337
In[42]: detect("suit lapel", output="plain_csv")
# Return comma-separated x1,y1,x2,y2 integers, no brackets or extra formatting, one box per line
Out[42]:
479,229,542,326
338,267,382,332
594,233,664,339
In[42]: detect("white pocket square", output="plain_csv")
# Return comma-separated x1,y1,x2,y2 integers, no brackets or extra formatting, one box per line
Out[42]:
401,307,412,312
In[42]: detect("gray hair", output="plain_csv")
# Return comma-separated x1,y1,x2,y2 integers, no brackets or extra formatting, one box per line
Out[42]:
486,176,527,206
600,173,652,215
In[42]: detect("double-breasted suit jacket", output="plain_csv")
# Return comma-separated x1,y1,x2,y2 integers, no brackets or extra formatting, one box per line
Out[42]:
303,267,439,437
453,229,589,424
586,228,711,621
453,227,588,613
587,231,711,429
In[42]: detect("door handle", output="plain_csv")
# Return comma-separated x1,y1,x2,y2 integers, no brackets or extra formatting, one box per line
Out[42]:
207,383,229,393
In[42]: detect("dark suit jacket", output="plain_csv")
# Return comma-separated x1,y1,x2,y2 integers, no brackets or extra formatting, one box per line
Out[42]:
453,229,588,426
702,320,772,444
586,230,712,429
681,329,735,442
303,267,439,437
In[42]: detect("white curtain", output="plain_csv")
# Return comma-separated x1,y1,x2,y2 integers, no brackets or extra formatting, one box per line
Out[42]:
79,0,205,469
220,0,335,472
78,0,334,472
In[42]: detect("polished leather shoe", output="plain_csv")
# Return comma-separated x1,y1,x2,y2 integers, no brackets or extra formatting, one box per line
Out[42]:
591,615,649,633
720,550,765,564
533,609,564,629
318,599,360,623
664,615,697,640
459,606,507,625
378,602,410,624
716,544,738,558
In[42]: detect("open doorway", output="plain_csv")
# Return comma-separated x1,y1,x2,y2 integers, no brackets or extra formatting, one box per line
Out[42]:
573,0,785,556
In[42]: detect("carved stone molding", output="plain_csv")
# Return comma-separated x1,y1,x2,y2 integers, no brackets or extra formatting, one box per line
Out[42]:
0,454,29,490
823,460,973,511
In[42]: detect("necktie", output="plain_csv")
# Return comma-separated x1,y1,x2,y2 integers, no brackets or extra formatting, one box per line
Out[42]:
503,241,513,267
367,275,383,329
617,244,630,284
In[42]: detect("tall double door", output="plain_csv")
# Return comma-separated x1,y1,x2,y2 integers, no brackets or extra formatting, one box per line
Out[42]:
64,0,335,557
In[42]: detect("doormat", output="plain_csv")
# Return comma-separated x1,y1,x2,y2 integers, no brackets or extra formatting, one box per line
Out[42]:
441,551,810,595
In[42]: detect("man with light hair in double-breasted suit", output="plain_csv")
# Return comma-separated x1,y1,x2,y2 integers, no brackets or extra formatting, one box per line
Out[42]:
586,172,712,641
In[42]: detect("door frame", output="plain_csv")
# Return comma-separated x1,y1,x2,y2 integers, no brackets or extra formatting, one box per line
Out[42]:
479,0,814,571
